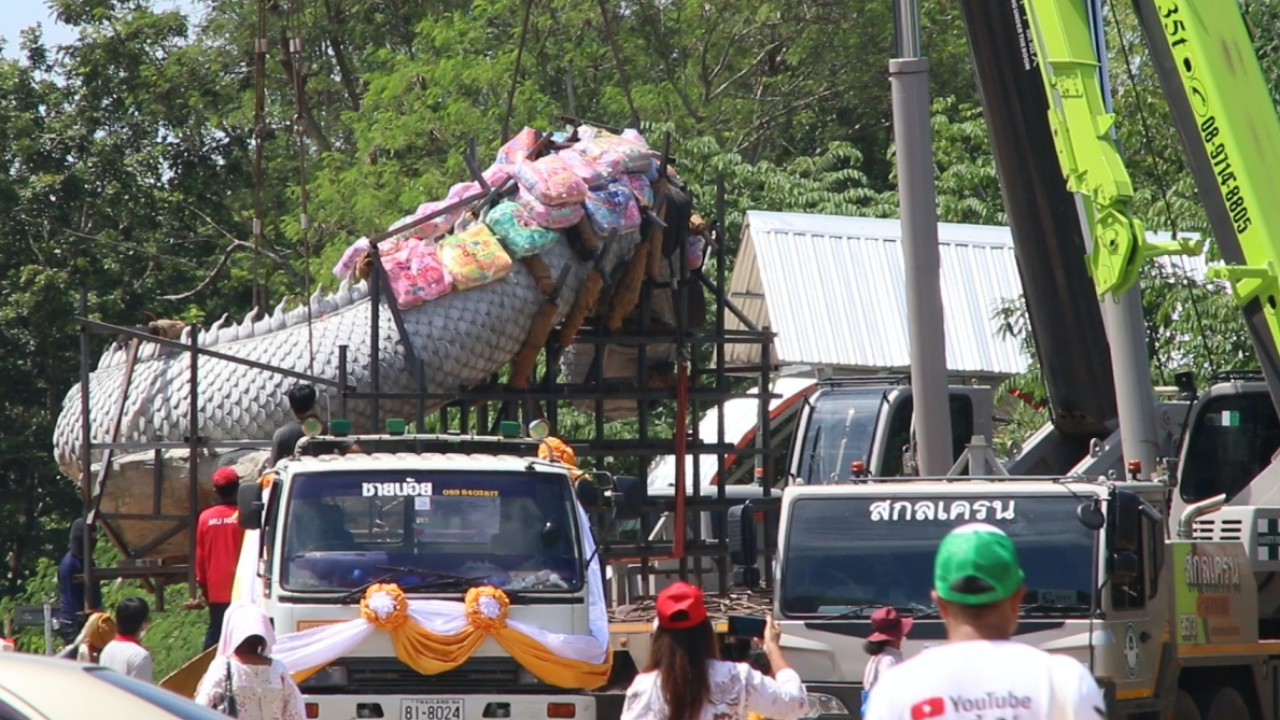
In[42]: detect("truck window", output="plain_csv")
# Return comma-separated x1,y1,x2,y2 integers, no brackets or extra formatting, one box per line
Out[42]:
1146,516,1161,600
879,394,976,477
779,495,1094,617
280,470,583,595
796,389,883,484
1110,520,1146,612
261,483,282,572
1180,392,1280,504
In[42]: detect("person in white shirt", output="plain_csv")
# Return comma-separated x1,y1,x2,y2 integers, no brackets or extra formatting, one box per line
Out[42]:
863,523,1107,720
98,596,154,683
620,581,810,720
861,606,912,713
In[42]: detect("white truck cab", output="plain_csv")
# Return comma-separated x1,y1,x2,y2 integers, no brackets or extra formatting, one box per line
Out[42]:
233,427,609,720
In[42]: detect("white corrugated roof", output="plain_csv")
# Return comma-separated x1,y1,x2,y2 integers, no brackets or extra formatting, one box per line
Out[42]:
724,211,1209,378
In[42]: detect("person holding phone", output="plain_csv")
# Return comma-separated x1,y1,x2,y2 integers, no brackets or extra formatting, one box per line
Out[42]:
621,582,810,720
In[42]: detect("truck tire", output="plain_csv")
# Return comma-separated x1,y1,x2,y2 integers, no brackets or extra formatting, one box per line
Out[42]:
1173,690,1202,720
1204,687,1251,720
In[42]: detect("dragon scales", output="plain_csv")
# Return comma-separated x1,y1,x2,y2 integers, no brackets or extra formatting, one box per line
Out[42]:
52,231,652,487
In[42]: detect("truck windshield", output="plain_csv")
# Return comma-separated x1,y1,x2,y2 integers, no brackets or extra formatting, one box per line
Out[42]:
280,470,582,595
780,495,1095,617
796,389,883,484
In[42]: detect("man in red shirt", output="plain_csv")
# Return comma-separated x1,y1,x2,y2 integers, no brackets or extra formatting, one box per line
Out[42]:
196,466,246,650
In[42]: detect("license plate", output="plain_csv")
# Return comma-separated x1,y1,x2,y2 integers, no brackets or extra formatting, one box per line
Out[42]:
401,699,464,720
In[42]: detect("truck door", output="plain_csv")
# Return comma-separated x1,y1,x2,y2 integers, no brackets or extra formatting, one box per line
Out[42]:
1106,492,1165,700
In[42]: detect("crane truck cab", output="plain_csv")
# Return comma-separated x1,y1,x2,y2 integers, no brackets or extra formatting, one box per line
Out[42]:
787,379,994,483
231,422,615,720
730,477,1266,720
728,374,1280,720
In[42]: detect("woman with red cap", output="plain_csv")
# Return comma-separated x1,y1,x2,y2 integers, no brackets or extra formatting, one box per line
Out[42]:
860,607,912,712
621,582,809,720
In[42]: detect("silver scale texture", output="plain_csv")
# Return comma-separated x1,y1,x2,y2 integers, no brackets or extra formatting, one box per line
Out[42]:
53,231,642,482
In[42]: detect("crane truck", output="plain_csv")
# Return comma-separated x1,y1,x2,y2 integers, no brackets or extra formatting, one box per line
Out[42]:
723,0,1280,719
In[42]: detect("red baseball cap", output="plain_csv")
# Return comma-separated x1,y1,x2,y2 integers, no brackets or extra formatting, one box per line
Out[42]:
655,581,708,630
212,467,241,488
866,606,913,642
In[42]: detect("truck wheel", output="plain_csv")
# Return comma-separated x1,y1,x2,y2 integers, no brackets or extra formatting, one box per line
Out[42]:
1173,690,1202,720
1204,687,1251,720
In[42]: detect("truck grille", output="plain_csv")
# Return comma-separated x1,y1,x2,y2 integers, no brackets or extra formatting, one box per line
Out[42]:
318,657,524,695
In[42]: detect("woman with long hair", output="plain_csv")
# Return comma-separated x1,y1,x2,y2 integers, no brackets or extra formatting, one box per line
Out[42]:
194,603,306,720
621,582,809,720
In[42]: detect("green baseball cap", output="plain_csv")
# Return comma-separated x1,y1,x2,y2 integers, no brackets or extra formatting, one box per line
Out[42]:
934,522,1025,605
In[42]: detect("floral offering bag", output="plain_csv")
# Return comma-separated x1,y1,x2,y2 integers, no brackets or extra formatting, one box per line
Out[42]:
516,186,585,229
486,201,561,258
439,221,514,290
583,183,642,236
557,148,608,188
495,126,538,166
514,155,589,206
382,238,454,309
618,173,655,208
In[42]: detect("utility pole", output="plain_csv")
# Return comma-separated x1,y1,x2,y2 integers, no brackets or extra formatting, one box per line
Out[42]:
891,0,953,475
1086,0,1159,478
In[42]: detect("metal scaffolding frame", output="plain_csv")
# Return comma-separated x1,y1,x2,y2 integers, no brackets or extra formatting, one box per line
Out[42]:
72,156,780,617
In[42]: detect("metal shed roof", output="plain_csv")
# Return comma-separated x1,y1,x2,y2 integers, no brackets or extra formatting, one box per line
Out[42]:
723,211,1208,378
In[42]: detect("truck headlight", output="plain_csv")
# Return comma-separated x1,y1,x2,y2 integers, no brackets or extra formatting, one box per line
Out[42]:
300,665,349,689
517,667,543,685
804,693,849,718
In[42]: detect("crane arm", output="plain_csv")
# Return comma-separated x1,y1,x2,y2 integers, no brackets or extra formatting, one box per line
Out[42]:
1129,0,1280,406
1020,0,1203,298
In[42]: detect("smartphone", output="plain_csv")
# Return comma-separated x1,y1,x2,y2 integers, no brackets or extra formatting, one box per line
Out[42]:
727,614,767,639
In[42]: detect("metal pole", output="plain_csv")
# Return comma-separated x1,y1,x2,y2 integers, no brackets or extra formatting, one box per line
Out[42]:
187,326,200,600
890,0,953,476
1087,0,1158,478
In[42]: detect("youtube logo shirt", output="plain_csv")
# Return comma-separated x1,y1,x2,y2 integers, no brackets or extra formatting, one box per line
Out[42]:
861,640,1106,720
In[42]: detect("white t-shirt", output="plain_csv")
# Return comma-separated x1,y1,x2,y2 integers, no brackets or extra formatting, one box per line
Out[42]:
621,660,810,720
863,640,1106,720
863,647,903,690
99,639,154,683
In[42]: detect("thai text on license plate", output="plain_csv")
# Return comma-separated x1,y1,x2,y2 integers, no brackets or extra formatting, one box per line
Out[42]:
401,698,464,720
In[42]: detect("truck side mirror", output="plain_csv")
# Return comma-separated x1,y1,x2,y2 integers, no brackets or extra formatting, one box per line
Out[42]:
728,504,758,567
574,477,603,510
612,475,647,521
1110,551,1140,584
238,482,264,530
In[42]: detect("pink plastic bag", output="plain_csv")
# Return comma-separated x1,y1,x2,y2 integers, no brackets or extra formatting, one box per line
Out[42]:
515,155,589,206
333,236,371,280
557,149,607,188
383,238,454,309
618,173,654,208
583,183,642,236
577,132,655,174
516,186,585,229
392,201,464,243
496,127,539,166
446,165,513,203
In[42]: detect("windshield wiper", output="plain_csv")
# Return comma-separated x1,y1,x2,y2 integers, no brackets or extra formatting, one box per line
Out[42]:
815,604,881,621
817,602,940,622
1019,603,1092,616
337,567,493,603
339,566,411,603
399,574,493,593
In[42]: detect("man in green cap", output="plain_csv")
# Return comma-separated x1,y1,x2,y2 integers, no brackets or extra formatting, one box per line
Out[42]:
863,522,1106,720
